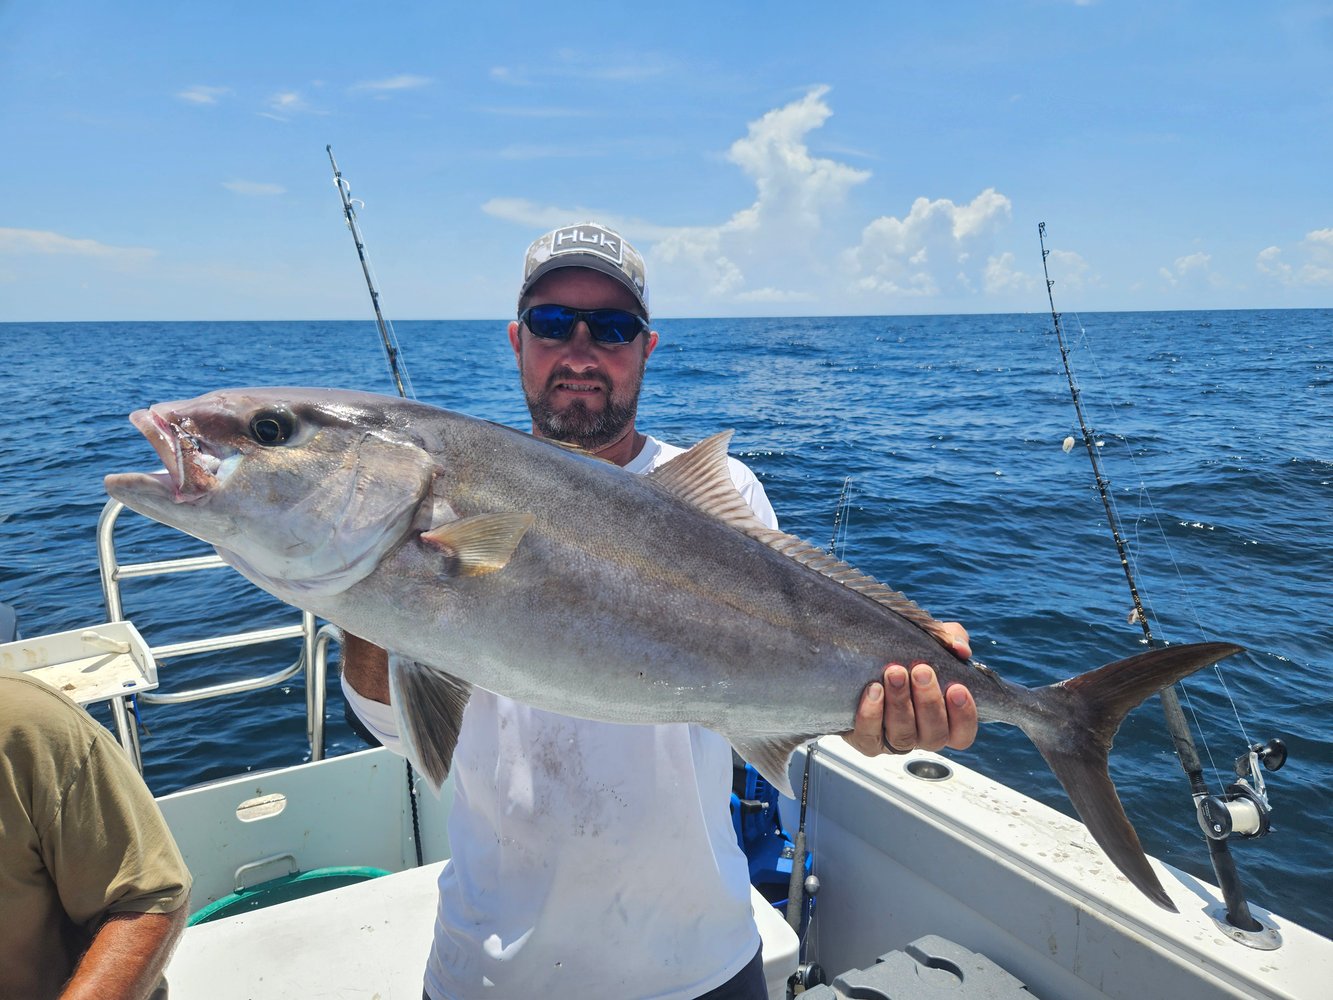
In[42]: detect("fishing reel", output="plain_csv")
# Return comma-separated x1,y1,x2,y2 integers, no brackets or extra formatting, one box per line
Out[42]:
1196,738,1287,841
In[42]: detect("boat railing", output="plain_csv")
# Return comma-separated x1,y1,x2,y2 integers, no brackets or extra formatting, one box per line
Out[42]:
97,498,335,772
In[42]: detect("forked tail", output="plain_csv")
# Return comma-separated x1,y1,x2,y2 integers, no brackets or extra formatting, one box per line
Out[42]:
1022,641,1243,911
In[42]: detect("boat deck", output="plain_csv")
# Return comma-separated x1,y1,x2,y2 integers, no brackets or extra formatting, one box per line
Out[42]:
169,861,442,999
167,860,800,1000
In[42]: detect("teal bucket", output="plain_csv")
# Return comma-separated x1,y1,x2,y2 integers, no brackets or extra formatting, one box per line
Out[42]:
188,866,391,926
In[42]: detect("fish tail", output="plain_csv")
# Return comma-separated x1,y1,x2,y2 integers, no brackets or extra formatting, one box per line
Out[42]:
1021,640,1243,911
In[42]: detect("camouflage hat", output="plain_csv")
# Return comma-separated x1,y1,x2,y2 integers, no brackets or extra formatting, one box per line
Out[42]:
518,222,649,316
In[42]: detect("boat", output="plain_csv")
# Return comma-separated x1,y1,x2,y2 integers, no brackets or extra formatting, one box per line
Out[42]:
3,494,1329,1000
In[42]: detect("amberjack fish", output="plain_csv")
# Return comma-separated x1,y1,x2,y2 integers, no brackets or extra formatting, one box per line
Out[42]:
105,387,1242,911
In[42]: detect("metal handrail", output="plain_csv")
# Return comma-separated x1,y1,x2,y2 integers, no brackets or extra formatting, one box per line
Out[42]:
96,499,330,771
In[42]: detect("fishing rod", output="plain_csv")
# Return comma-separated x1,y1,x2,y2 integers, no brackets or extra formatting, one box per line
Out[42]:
1038,223,1287,943
326,146,425,867
782,479,859,989
327,144,412,400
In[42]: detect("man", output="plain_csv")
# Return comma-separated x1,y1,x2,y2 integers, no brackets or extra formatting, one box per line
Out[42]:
0,672,192,1000
341,222,977,998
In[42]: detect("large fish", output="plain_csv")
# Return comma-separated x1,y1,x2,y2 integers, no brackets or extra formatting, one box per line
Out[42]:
105,387,1240,912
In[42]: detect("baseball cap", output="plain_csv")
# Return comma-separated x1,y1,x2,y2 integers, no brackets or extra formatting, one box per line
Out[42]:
518,222,649,316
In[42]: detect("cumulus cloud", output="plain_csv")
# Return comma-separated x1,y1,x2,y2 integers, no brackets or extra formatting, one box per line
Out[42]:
481,86,1024,311
650,86,871,305
1256,228,1333,287
845,189,1013,297
1159,250,1225,289
222,180,285,196
0,228,155,265
178,85,231,105
1032,248,1092,295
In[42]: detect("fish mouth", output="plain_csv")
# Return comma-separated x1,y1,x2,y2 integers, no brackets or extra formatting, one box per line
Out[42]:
106,407,229,505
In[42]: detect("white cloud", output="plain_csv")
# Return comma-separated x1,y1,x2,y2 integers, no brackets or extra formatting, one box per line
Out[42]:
0,227,155,263
483,86,871,306
1256,228,1333,287
349,74,432,94
222,180,286,196
1159,250,1225,288
649,86,871,307
259,91,325,121
736,287,816,303
178,85,231,105
845,188,1013,297
1026,247,1092,298
481,86,1023,312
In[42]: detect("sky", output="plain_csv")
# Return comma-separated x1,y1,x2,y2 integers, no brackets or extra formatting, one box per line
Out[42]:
0,1,1330,321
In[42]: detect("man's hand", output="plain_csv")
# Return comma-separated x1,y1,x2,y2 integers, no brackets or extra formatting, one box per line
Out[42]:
843,621,978,756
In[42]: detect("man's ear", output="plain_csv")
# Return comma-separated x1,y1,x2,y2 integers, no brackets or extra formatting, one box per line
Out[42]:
508,320,522,364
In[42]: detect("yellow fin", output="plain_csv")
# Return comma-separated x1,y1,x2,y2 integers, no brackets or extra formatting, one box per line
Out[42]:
420,512,535,576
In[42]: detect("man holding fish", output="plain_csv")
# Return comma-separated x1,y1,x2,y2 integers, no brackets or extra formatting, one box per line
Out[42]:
339,223,979,999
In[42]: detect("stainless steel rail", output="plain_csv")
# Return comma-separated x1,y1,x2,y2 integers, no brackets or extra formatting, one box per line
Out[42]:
96,499,332,771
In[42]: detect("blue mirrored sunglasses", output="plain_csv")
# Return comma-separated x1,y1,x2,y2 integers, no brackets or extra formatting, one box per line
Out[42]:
518,303,649,345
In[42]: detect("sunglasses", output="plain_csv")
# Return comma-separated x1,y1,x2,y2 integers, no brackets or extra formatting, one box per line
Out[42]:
518,304,649,345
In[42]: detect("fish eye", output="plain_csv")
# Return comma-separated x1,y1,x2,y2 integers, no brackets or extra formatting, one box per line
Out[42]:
249,410,295,445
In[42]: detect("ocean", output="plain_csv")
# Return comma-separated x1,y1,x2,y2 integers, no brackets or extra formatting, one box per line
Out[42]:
0,310,1329,938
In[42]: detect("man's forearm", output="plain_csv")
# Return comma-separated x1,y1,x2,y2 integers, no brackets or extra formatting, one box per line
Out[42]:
61,906,187,1000
341,632,392,704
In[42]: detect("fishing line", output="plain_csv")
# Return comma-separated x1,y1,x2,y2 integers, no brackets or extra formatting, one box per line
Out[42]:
1040,224,1290,938
1063,311,1253,785
828,476,855,557
327,145,417,401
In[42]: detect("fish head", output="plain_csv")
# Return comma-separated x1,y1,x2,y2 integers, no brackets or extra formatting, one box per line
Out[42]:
105,388,437,596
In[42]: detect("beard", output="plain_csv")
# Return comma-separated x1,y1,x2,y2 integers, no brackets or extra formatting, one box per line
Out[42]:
523,360,645,450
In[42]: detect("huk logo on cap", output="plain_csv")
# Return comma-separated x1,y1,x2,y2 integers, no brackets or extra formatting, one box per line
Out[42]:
549,225,623,265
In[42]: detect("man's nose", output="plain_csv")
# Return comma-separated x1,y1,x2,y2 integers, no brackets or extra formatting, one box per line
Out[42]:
559,322,599,367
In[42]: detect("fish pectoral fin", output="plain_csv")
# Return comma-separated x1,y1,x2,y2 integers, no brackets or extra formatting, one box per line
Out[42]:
420,512,536,576
388,654,473,791
727,733,820,799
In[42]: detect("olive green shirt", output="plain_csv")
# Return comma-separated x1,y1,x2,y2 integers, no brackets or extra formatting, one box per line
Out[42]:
0,673,191,1000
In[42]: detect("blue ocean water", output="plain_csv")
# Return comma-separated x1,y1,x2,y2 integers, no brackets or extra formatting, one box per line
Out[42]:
0,311,1329,938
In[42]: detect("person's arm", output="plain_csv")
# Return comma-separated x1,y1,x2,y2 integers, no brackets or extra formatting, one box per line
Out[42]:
844,620,979,755
59,905,188,1000
340,632,391,704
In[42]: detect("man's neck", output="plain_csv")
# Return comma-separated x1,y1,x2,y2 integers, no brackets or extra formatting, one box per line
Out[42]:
535,424,646,468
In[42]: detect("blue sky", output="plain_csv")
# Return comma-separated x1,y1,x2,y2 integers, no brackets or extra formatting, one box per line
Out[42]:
1,1,1329,321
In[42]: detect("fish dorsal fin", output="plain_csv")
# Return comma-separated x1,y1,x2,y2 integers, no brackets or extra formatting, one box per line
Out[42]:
650,431,955,646
648,430,770,532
